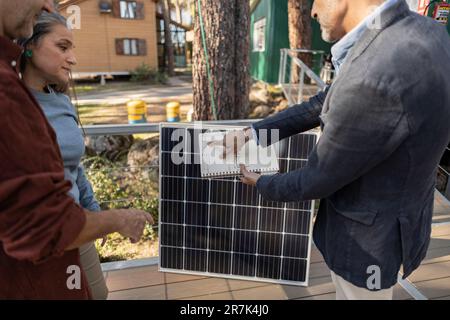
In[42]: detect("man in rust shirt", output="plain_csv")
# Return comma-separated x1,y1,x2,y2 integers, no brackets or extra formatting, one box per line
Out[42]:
0,0,153,299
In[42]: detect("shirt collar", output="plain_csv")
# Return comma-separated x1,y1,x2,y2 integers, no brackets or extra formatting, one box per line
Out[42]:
0,36,23,74
331,0,399,74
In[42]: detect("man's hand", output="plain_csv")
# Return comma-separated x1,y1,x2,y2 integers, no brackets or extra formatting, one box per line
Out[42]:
115,209,154,243
240,164,261,187
208,127,253,159
67,209,154,250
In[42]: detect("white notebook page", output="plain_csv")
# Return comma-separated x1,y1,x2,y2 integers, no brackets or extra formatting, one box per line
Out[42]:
200,131,279,178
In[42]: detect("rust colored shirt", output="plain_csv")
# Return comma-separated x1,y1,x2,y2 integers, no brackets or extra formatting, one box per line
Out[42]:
0,36,91,299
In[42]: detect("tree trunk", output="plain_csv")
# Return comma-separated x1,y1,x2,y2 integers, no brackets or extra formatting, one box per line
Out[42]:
161,0,175,76
193,0,250,120
288,0,312,82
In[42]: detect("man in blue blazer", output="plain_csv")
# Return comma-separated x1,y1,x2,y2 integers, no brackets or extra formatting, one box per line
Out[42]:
220,0,450,299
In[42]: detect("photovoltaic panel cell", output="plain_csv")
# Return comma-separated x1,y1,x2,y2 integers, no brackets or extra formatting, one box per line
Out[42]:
159,123,319,286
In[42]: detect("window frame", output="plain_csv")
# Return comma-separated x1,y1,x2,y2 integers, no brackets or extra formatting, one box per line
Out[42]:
123,38,138,56
116,38,146,56
119,0,137,19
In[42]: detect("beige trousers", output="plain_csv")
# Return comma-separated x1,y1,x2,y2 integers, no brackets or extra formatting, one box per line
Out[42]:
330,271,394,300
79,242,109,300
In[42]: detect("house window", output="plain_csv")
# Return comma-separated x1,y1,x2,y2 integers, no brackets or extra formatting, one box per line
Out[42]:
124,39,138,55
157,18,189,68
116,38,147,56
253,18,266,52
120,0,137,19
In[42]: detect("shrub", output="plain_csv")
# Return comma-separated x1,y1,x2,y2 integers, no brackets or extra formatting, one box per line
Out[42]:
81,155,159,261
130,63,168,84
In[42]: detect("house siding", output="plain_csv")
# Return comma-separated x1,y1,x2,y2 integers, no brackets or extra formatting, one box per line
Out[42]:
60,0,158,74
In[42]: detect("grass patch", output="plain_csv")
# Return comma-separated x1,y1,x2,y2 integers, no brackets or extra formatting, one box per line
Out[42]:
76,104,107,115
95,229,159,262
83,156,160,262
133,133,159,140
73,80,162,96
75,103,129,125
74,85,95,94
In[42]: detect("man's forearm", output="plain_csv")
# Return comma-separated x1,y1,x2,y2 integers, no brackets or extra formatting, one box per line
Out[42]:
252,87,328,147
66,210,122,250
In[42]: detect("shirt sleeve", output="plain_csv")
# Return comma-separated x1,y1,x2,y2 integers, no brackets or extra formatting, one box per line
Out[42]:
0,78,86,264
77,164,101,212
251,86,329,147
256,81,409,202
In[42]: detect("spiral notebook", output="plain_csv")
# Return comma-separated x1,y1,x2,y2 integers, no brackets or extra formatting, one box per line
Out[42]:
199,131,279,178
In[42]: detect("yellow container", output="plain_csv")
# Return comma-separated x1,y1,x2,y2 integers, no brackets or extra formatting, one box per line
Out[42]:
127,100,147,124
166,101,180,122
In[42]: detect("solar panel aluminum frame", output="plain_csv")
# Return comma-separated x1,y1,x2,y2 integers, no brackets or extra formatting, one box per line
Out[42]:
158,122,319,287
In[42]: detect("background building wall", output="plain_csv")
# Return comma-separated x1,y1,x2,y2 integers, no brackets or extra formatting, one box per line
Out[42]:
61,0,158,74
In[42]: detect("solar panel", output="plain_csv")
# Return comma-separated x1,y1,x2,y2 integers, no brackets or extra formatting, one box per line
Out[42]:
159,123,319,286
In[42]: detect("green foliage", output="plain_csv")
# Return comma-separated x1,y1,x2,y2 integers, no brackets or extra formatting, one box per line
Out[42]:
81,156,127,206
82,155,159,216
74,85,95,94
81,155,160,262
130,63,168,84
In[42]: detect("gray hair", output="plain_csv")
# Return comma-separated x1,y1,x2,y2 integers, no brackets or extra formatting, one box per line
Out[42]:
19,11,67,46
18,11,68,72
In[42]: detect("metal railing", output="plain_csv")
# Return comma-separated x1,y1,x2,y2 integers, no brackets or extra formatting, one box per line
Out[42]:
83,120,258,136
278,49,328,106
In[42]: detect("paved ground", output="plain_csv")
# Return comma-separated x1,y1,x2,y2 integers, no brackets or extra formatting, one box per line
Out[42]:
75,76,193,106
75,76,193,125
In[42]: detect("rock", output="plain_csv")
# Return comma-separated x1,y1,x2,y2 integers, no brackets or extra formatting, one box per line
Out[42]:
84,135,134,162
251,81,266,92
274,100,289,113
250,88,270,106
84,145,98,157
250,81,287,109
249,105,272,119
127,136,160,173
250,81,270,106
273,96,284,104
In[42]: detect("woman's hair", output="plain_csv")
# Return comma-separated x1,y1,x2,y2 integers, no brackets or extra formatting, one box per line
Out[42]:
18,11,85,135
18,11,68,74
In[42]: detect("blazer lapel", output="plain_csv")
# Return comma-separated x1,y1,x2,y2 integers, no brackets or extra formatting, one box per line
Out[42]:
348,0,410,65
